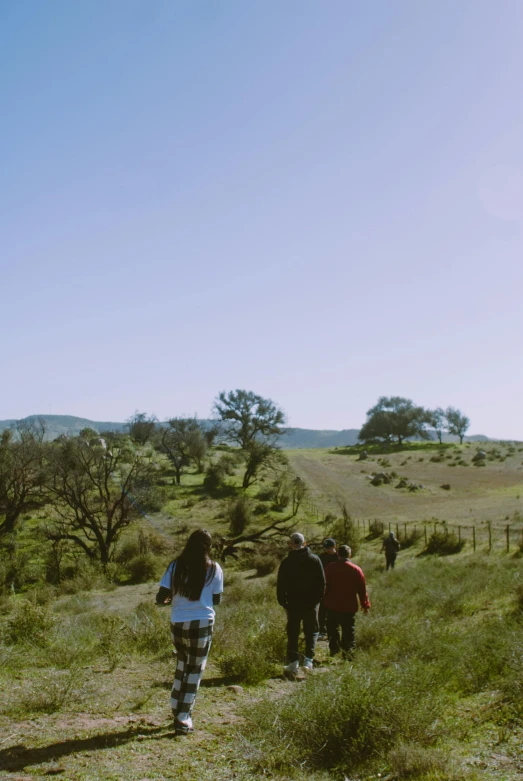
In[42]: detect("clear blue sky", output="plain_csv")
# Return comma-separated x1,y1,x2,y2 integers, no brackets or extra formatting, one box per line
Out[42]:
2,1,523,437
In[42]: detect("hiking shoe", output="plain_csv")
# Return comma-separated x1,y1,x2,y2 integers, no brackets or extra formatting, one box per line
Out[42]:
283,660,299,675
174,721,195,736
318,633,327,641
302,657,314,671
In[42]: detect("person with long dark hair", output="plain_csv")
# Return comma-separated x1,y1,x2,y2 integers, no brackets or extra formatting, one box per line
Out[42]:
156,529,223,735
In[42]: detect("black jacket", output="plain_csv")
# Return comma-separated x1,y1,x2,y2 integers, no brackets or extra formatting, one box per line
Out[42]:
277,546,326,610
319,551,338,570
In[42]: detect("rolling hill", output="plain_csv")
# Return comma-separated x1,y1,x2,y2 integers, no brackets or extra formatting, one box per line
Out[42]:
0,414,489,447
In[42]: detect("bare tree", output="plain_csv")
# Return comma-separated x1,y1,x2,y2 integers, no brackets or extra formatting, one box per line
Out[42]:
0,422,46,540
159,418,207,485
214,389,286,489
44,434,158,565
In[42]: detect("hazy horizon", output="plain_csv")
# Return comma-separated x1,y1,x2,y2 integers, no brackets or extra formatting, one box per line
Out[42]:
2,1,523,437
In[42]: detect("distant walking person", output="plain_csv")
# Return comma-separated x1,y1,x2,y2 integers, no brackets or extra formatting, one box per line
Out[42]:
324,545,370,657
156,529,223,735
318,538,338,639
381,531,400,570
277,532,326,675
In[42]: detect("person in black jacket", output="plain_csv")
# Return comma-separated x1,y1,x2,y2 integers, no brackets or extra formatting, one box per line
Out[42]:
277,532,326,674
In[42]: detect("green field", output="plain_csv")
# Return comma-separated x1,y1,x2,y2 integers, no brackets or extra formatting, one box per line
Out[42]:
1,441,523,781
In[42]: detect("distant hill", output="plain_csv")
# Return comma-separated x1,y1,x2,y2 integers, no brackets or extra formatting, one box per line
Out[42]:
0,414,491,447
0,415,126,440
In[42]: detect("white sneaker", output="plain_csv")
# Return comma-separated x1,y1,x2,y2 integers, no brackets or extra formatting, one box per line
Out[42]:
283,660,299,675
303,657,314,671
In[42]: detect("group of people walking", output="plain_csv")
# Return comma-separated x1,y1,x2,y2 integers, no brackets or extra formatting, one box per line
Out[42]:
276,533,370,674
155,527,396,734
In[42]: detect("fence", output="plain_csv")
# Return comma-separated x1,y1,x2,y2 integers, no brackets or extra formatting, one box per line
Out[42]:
354,518,523,553
302,495,523,553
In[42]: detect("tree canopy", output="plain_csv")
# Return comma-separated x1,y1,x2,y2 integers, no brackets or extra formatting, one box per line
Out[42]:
358,396,430,445
214,390,286,488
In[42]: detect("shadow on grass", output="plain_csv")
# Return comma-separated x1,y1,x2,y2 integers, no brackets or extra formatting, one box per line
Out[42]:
0,724,173,773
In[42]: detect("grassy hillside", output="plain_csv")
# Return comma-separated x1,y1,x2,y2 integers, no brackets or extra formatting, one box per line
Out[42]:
288,441,523,532
1,440,523,780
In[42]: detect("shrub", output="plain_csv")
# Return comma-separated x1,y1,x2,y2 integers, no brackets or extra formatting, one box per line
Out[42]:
398,527,423,549
213,578,286,684
241,659,443,772
249,553,280,577
387,744,449,779
125,553,161,584
326,512,361,554
203,462,226,492
226,495,252,535
130,602,172,658
423,530,465,556
367,520,385,540
6,599,54,646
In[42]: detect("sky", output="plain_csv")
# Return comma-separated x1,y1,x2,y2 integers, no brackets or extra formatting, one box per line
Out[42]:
1,1,523,438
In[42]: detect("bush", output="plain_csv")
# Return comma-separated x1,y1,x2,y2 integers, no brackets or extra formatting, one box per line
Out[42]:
226,495,252,535
213,578,286,684
326,511,361,554
367,520,385,540
249,553,280,577
125,553,161,584
203,463,226,492
129,602,172,658
398,527,423,549
423,530,465,555
241,659,443,772
6,599,54,645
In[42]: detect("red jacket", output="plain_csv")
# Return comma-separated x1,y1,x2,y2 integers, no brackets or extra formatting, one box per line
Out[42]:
324,559,370,614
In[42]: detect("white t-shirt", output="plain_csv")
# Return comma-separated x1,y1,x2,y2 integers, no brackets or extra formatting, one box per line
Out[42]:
160,560,224,623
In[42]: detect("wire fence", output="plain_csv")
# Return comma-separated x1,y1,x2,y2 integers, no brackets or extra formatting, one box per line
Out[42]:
302,497,523,553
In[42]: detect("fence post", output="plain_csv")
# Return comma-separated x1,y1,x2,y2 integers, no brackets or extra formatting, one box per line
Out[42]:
424,525,427,544
404,523,407,539
506,525,510,553
473,525,476,552
396,523,399,538
488,522,492,553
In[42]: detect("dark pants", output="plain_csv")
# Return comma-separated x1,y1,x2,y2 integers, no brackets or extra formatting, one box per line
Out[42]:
286,606,319,662
326,610,355,656
318,601,327,634
386,553,397,570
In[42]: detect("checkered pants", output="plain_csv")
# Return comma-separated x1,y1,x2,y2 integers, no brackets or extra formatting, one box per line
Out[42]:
170,619,213,731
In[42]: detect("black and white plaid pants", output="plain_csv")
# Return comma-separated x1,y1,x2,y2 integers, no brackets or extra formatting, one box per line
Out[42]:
170,619,213,731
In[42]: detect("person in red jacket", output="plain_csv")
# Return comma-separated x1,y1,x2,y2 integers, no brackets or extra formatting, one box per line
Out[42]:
323,545,370,657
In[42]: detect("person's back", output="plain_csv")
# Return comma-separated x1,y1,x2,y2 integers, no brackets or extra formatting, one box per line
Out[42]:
277,532,326,675
324,558,368,614
277,545,325,609
323,545,370,656
383,536,400,554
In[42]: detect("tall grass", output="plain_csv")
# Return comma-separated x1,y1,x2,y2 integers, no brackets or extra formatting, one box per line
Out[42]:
239,553,523,776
